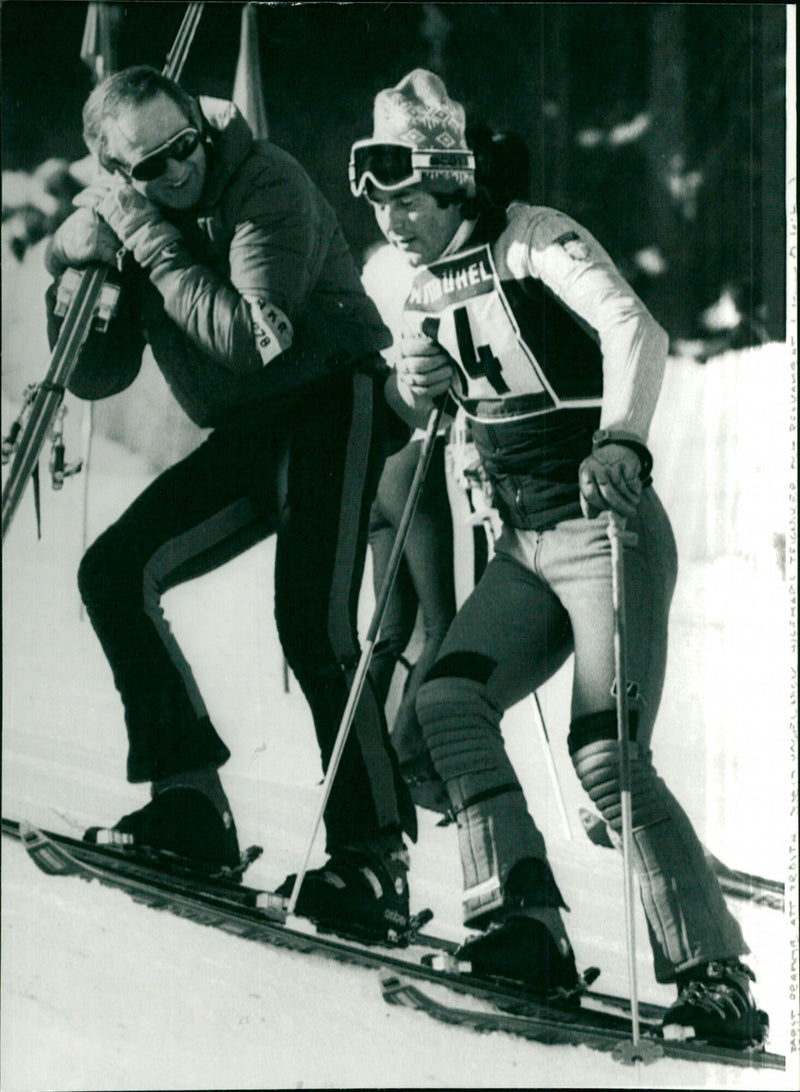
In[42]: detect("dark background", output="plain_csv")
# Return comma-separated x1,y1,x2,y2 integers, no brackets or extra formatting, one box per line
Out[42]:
0,1,788,341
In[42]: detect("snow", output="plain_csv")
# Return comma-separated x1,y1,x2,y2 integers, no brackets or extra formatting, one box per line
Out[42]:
1,239,798,1088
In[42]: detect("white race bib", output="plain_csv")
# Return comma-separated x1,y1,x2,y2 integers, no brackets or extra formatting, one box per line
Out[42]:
404,244,555,407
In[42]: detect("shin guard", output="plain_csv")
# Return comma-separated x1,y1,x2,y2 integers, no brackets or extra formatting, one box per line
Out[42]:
568,710,669,833
569,709,748,979
417,659,546,923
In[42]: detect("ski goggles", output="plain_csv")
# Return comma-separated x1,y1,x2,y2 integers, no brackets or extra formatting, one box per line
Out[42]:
115,127,201,183
349,140,475,197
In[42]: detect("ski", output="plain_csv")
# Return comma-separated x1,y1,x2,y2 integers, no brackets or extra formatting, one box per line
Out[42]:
6,817,653,1020
579,809,785,911
703,849,785,911
2,815,266,901
4,819,784,1071
380,972,783,1070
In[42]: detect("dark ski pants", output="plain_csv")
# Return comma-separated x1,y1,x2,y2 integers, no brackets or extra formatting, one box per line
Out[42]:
77,367,413,850
368,435,456,763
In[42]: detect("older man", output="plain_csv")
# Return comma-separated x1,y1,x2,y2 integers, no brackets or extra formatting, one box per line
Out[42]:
45,65,416,943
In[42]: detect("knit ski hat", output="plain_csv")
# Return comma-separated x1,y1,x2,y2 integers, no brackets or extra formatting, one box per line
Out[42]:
350,69,475,196
374,69,466,150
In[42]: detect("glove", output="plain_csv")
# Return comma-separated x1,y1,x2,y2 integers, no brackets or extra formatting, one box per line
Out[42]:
74,179,161,244
45,207,120,276
74,179,181,268
579,443,643,519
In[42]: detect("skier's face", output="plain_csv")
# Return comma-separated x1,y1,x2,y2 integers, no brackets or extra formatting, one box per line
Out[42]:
102,92,206,210
368,184,463,267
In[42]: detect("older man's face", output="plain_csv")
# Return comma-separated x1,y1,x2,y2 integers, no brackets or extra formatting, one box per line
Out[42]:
103,92,206,210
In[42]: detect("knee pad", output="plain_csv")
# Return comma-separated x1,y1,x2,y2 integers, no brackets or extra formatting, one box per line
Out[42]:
568,710,668,833
416,652,519,812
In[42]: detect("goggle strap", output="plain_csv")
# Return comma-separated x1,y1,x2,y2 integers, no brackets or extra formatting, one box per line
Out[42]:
349,146,475,197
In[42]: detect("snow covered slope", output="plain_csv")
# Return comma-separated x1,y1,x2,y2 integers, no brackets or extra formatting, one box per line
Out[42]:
2,335,796,1088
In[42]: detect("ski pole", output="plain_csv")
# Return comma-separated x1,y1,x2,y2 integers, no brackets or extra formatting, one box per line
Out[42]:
79,401,94,619
606,512,660,1065
285,396,450,918
529,692,573,841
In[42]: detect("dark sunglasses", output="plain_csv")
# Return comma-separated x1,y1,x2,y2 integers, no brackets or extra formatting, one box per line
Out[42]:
349,140,474,197
115,127,201,183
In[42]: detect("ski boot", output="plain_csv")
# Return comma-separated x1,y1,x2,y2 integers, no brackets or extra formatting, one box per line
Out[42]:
455,858,580,996
662,959,769,1047
457,915,580,995
277,843,411,945
84,787,241,872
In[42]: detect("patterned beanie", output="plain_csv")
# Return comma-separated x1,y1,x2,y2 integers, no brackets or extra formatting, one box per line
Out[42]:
369,69,475,192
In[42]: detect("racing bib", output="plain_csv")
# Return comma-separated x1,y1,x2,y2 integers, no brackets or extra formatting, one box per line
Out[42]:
402,244,557,412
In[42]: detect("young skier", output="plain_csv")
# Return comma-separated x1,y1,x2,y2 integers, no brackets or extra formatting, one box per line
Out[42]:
44,65,417,943
351,68,767,1044
361,124,533,810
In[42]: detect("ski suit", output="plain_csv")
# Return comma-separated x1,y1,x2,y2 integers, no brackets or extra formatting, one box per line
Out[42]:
46,99,415,851
412,202,747,981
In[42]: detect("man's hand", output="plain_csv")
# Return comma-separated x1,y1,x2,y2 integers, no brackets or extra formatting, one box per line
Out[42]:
396,335,455,400
46,207,120,275
579,443,643,519
74,178,164,250
384,336,455,428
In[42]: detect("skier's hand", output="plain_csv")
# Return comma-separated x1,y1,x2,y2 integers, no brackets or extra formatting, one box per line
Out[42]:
45,207,120,275
579,443,643,519
385,337,455,427
74,178,164,249
396,335,455,400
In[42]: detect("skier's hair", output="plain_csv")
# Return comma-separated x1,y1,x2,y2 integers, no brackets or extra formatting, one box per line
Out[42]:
430,187,508,240
83,65,201,171
362,182,507,238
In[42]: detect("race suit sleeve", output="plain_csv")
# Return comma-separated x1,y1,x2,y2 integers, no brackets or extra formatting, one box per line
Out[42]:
125,163,325,376
45,272,146,401
523,211,669,440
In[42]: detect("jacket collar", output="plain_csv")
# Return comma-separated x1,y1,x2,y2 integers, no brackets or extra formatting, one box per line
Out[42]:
196,97,254,209
439,216,477,258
